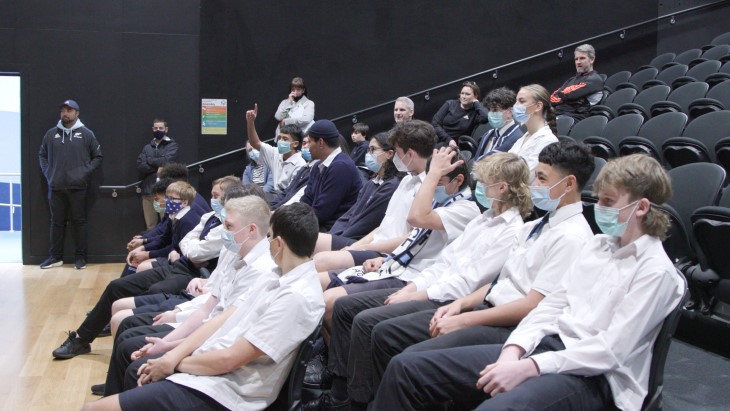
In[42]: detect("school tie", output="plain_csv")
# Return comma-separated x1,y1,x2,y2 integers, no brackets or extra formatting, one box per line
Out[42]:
527,213,550,240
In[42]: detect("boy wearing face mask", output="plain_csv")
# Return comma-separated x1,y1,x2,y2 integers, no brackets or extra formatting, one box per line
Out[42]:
245,104,306,205
373,153,683,411
346,141,593,393
475,87,525,160
137,118,179,231
81,203,323,411
242,142,275,194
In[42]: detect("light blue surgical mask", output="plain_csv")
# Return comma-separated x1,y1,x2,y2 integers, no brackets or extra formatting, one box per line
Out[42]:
248,149,260,162
221,224,251,254
530,176,568,212
277,140,292,154
365,152,382,173
475,182,504,209
210,198,223,216
594,201,639,237
301,148,312,162
487,111,505,129
220,207,227,220
433,178,456,204
512,103,535,125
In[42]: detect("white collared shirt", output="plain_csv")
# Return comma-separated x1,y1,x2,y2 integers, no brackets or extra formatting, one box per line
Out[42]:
508,125,558,175
505,234,684,411
179,211,225,263
373,171,427,243
171,205,191,221
486,201,592,306
394,190,481,283
208,238,278,319
168,260,324,411
319,147,342,170
259,144,306,192
419,207,524,301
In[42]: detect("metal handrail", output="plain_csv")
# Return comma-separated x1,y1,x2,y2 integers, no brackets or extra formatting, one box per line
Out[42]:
99,0,728,197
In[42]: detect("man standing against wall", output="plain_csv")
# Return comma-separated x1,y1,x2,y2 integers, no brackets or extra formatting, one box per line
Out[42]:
39,99,103,270
137,118,179,230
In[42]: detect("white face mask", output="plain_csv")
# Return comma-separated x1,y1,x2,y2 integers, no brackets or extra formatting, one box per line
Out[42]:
392,150,412,173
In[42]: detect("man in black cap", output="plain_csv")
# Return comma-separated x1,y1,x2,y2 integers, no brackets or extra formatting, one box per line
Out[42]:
39,99,103,269
298,119,362,231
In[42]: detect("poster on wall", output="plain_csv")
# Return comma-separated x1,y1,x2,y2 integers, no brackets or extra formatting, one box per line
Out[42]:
201,99,227,135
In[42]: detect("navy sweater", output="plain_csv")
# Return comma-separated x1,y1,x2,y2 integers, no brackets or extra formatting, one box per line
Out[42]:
301,152,363,231
350,141,368,166
144,208,202,258
329,176,401,240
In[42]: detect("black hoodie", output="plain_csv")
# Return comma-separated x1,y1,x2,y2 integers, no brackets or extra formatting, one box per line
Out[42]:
39,119,103,190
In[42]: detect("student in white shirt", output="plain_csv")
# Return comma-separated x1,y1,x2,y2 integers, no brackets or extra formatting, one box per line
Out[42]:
246,103,306,203
508,84,559,175
324,151,534,407
373,154,684,411
312,120,437,274
82,202,325,411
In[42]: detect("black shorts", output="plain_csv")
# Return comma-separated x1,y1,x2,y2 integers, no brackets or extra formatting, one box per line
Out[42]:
119,380,227,411
330,234,357,251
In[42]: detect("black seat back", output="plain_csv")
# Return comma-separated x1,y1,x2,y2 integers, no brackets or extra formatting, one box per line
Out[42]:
641,270,688,411
619,112,687,160
583,114,644,159
567,116,608,142
688,80,730,120
711,32,730,45
618,85,671,119
650,82,709,117
556,116,575,136
644,64,688,89
604,70,632,93
617,67,658,91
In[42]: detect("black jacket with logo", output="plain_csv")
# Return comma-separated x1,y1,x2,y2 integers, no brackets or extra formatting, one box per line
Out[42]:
136,136,179,195
39,121,103,190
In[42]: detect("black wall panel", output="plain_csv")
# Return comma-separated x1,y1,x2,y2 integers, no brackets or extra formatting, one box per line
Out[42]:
4,0,730,263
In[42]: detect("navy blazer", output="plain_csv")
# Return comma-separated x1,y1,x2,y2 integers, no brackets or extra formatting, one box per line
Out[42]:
301,152,363,230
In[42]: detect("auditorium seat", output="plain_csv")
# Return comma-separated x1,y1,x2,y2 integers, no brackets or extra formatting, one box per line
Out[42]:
567,115,607,142
662,110,730,168
603,70,632,93
704,61,730,87
639,52,676,71
711,31,730,45
583,113,644,159
615,67,658,91
556,116,575,136
650,82,709,118
686,205,730,316
588,87,637,119
617,85,671,119
672,60,721,89
618,112,688,162
688,80,730,120
688,44,730,67
663,48,702,69
643,64,688,89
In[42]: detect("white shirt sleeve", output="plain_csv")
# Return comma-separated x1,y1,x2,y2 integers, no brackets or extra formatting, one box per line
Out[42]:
179,216,225,263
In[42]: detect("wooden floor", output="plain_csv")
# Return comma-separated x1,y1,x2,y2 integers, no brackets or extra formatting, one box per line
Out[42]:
1,262,123,411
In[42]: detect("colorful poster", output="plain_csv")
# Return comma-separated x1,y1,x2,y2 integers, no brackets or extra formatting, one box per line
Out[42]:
201,99,227,135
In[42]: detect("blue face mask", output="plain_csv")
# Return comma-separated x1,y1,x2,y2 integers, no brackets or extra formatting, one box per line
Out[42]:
594,201,639,237
365,152,382,173
512,103,535,125
221,224,251,254
210,198,223,216
248,149,260,162
301,148,312,162
220,207,227,220
165,198,184,215
277,140,292,154
487,111,505,129
530,176,568,212
433,178,456,204
475,182,503,209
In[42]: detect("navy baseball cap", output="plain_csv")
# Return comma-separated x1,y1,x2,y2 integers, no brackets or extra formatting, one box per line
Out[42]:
60,99,80,110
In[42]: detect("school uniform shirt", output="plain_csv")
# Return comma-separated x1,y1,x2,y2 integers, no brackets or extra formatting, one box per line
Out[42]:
486,201,592,307
372,172,427,243
258,143,306,193
508,125,558,175
207,238,278,320
395,191,481,284
178,211,224,264
418,207,524,301
145,206,202,259
505,234,684,411
329,176,401,240
167,260,325,411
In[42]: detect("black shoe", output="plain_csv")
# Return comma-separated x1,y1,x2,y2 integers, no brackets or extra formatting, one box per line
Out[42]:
75,258,87,270
90,383,105,396
40,256,63,269
52,331,91,359
302,392,350,411
98,323,111,337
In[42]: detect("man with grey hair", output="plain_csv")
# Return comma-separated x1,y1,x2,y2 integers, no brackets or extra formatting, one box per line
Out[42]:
394,96,415,123
550,44,604,121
